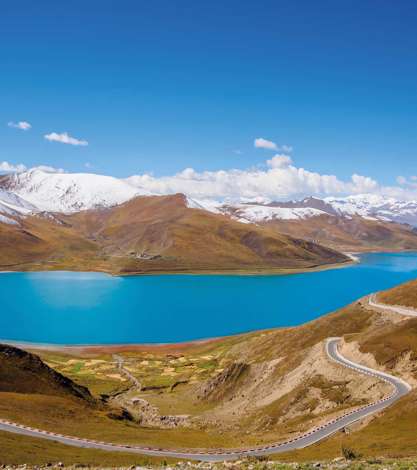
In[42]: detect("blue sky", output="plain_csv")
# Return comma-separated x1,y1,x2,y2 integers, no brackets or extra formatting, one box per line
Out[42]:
1,0,417,192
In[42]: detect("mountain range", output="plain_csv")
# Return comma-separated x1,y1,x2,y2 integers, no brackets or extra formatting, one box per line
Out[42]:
1,168,417,272
2,169,417,225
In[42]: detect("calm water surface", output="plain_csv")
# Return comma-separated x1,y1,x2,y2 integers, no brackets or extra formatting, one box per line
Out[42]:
1,252,417,345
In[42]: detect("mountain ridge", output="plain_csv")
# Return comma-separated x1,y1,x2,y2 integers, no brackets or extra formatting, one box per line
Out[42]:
0,192,349,273
2,168,417,261
2,168,417,225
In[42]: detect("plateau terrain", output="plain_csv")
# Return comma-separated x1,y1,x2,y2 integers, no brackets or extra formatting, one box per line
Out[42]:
1,279,417,466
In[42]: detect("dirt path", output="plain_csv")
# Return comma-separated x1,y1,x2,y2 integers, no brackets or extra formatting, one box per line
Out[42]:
112,354,141,390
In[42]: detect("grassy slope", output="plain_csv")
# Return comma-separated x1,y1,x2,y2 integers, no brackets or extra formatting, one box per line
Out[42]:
0,194,348,274
378,279,417,309
0,431,173,467
277,390,417,462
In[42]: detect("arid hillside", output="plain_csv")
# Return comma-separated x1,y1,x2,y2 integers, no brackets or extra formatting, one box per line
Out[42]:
0,344,94,402
378,278,417,309
256,214,417,252
0,194,349,274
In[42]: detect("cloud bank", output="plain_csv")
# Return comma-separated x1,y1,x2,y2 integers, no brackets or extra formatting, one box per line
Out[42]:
126,154,414,202
3,155,416,203
44,132,88,146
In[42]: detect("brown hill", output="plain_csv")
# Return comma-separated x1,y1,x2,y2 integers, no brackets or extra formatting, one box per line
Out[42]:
0,214,99,269
377,278,417,309
64,193,349,273
0,194,349,273
0,344,94,402
257,213,417,252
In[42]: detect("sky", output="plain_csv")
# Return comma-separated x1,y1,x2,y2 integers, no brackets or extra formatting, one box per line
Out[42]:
1,0,417,201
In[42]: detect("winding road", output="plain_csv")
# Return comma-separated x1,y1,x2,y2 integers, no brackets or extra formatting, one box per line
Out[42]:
368,293,417,317
0,326,412,461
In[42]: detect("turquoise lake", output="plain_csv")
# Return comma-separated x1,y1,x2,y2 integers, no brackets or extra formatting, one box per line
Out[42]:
1,252,417,345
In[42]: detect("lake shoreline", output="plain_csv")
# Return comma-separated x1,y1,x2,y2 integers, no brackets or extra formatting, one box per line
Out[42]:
4,248,417,277
0,258,355,277
0,334,231,354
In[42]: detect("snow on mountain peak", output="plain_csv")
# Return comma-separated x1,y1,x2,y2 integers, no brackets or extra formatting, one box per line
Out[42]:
324,194,417,225
1,168,417,227
234,205,329,222
0,188,37,225
3,169,150,213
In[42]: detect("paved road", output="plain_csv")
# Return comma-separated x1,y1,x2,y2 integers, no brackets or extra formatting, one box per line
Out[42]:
369,293,417,317
0,338,411,462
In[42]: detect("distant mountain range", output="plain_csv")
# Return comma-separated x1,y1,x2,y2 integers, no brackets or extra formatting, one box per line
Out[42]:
1,168,417,270
2,169,417,225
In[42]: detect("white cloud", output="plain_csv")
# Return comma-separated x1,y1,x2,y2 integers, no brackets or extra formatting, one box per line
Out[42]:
0,161,27,173
126,157,391,202
254,137,278,150
8,121,32,131
44,132,88,146
254,138,293,153
267,154,293,169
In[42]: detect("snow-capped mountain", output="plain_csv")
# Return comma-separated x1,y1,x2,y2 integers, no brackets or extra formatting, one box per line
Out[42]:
0,188,38,225
324,194,417,226
216,203,329,224
209,195,417,226
2,169,149,213
1,169,417,227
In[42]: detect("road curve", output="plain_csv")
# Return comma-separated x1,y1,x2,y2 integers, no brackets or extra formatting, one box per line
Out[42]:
0,338,411,462
369,293,417,317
